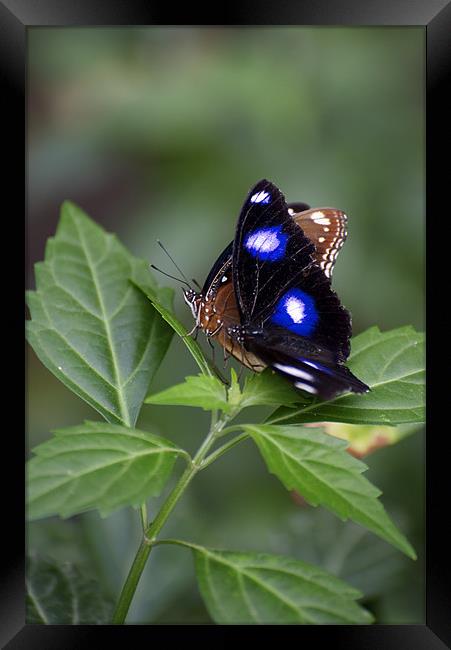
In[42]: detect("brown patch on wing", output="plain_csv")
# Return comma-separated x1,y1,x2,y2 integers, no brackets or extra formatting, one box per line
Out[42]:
291,207,348,278
199,270,265,371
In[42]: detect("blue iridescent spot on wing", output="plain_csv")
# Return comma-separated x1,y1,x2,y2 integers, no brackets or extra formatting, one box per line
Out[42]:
271,288,318,335
250,190,271,204
244,225,288,261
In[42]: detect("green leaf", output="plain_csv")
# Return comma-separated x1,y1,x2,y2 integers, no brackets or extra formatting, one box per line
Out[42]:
27,421,187,519
227,367,242,407
146,374,229,412
26,201,174,427
26,554,114,624
190,545,373,624
268,326,425,426
131,276,213,378
244,424,416,559
144,368,301,414
144,368,304,415
240,368,304,409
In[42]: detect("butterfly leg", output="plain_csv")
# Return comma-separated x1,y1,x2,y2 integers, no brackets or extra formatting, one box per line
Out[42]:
182,324,199,338
207,339,229,386
223,347,232,369
207,335,216,367
240,345,265,374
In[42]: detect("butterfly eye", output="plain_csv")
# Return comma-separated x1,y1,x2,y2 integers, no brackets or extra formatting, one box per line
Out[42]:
183,288,196,303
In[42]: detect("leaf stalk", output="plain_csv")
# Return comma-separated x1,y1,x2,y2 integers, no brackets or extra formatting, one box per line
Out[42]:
112,408,233,624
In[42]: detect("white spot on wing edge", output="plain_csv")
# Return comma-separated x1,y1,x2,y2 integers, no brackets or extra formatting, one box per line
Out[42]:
294,381,318,394
311,211,331,225
250,190,270,204
273,363,313,382
303,360,322,370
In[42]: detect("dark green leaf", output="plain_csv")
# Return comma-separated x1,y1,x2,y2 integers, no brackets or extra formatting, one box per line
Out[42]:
27,421,187,519
26,554,114,624
26,201,174,426
191,545,373,624
145,374,228,411
131,277,214,377
269,326,425,426
244,423,416,559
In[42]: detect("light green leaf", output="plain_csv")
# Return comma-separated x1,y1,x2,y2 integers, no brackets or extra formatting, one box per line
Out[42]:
26,201,174,427
27,421,187,519
144,367,304,414
244,424,416,559
240,368,304,409
268,326,425,426
26,554,114,624
191,545,373,624
227,367,242,407
146,374,228,412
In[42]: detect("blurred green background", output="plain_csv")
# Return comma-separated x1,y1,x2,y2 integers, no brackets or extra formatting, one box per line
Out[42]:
26,27,425,623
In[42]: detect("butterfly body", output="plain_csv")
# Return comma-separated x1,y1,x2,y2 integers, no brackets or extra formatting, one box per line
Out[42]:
183,179,369,400
184,246,265,370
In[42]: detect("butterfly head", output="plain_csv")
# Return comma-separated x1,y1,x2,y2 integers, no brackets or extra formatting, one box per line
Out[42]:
183,288,201,319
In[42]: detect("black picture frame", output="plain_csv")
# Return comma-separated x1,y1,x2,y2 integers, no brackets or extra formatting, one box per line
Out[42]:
6,0,448,646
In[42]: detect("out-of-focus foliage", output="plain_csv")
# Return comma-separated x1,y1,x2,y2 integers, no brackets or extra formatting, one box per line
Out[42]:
27,554,114,624
27,27,424,624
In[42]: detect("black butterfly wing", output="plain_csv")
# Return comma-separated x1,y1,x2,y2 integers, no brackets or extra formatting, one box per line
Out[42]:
232,179,351,362
230,179,369,398
201,241,233,298
288,201,311,213
202,201,345,297
232,181,313,320
243,326,369,399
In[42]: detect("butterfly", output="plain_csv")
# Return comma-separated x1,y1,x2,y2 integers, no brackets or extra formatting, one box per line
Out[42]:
183,179,369,400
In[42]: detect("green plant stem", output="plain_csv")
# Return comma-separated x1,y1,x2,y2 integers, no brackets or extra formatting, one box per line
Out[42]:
112,409,231,624
139,504,147,532
154,538,201,551
201,432,250,469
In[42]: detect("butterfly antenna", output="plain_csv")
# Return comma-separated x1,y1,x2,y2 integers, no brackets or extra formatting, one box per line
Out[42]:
157,240,192,286
191,278,201,289
149,264,191,288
